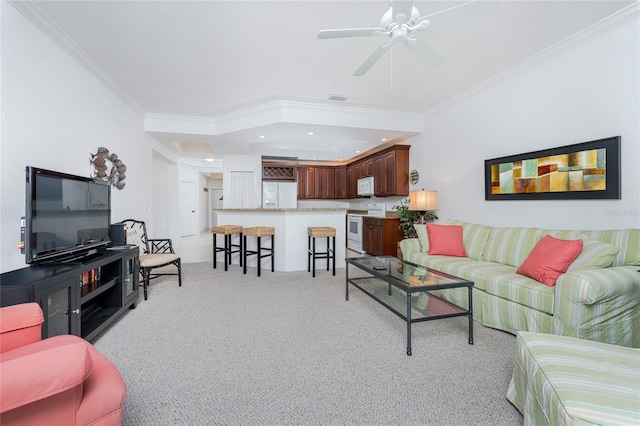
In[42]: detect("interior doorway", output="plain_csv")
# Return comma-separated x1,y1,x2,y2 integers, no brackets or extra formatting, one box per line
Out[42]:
179,180,196,236
211,188,223,227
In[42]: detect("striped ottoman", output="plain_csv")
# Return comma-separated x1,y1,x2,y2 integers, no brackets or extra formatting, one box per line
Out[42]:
507,331,640,425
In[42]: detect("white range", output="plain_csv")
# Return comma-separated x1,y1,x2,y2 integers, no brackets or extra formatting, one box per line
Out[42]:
347,203,385,254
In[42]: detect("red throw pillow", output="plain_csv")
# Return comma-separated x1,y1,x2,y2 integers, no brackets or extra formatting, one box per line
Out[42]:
427,224,467,257
516,235,583,286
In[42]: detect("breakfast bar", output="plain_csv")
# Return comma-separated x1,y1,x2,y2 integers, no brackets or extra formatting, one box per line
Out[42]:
214,208,347,272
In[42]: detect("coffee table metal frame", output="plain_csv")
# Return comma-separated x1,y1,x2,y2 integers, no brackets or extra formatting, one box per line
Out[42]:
345,255,474,356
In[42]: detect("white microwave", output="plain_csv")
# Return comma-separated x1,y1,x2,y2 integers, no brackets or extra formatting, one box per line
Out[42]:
357,176,374,196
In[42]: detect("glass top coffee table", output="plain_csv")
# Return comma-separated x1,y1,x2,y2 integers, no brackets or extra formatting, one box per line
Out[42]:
346,255,474,356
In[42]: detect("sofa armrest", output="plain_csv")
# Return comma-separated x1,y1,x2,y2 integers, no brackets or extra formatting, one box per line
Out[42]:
0,342,92,413
399,238,421,260
0,303,44,353
553,266,640,347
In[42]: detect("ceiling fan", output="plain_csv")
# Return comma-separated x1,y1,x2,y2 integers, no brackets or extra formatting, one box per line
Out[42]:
317,0,496,76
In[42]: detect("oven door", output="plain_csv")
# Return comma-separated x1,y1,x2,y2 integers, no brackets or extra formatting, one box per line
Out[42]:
347,215,363,243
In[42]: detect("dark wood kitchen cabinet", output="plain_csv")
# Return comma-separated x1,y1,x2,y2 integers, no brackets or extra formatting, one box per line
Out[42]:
297,166,316,199
365,158,374,177
346,164,357,199
362,217,403,256
314,167,335,199
292,144,410,200
373,145,410,197
334,166,347,199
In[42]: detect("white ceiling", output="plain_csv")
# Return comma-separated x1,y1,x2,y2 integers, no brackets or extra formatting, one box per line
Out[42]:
23,0,635,164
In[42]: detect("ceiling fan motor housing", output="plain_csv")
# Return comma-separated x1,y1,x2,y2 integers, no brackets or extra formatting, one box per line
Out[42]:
381,6,428,42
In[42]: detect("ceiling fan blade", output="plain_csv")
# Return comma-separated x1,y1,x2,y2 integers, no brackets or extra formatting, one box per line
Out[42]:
317,28,386,39
353,42,392,76
392,0,414,24
418,0,500,28
406,37,445,67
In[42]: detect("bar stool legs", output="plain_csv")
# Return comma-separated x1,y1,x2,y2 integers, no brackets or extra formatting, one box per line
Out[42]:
212,225,243,271
308,227,336,277
243,226,275,277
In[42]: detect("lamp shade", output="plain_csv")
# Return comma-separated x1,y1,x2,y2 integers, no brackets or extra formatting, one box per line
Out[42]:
409,190,438,211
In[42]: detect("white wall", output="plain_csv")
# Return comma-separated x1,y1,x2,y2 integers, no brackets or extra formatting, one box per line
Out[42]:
151,150,178,243
0,3,152,272
408,18,639,230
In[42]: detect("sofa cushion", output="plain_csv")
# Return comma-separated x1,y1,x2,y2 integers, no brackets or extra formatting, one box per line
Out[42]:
517,236,583,286
566,236,619,271
413,224,430,253
482,227,541,267
481,271,555,314
426,224,466,257
544,229,640,267
446,219,491,260
411,253,509,291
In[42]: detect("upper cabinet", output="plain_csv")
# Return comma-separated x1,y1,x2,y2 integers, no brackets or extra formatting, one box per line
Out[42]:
346,164,357,199
268,144,409,200
373,146,410,197
334,166,347,199
352,145,410,198
314,167,335,199
297,166,316,199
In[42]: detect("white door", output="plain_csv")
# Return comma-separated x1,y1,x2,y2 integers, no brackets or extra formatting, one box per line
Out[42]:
229,171,254,208
179,180,196,236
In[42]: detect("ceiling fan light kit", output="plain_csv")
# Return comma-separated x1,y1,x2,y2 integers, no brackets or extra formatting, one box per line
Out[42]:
317,0,490,76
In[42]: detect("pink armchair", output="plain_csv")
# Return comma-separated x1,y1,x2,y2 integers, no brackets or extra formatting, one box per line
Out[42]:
0,303,126,425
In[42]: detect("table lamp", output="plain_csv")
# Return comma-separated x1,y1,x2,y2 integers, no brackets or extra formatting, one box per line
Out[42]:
409,190,438,224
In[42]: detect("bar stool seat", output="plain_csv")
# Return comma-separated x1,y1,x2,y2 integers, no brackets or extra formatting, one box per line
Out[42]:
308,226,336,277
243,226,275,277
212,225,243,271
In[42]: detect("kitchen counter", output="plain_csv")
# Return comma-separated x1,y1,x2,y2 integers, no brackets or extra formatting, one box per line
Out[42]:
214,208,346,272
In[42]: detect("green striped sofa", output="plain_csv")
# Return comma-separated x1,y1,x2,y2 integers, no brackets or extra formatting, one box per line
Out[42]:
506,331,640,425
399,219,640,348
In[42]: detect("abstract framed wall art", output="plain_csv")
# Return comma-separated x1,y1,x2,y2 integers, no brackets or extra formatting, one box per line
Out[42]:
485,136,621,200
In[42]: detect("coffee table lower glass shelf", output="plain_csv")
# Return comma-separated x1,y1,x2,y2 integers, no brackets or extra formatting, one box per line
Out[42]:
346,255,474,356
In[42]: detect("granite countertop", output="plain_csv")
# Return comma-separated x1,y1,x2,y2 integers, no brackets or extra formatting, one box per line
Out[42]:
361,215,400,219
347,209,400,219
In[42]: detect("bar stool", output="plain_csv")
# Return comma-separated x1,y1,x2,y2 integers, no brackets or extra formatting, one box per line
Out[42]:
212,225,243,271
243,226,275,277
308,227,336,277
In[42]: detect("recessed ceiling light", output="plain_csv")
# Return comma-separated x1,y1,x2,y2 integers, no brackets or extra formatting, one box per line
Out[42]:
205,158,214,162
308,131,314,136
356,150,361,154
381,138,387,142
259,135,265,139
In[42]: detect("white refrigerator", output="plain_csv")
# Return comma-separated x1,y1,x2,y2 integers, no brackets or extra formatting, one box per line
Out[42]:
262,182,298,208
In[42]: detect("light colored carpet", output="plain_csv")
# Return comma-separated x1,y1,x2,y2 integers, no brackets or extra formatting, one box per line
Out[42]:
93,262,523,425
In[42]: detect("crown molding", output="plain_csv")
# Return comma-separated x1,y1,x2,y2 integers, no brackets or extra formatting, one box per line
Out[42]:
8,0,146,116
425,2,640,117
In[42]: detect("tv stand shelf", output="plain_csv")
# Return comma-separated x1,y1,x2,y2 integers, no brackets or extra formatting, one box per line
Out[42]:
80,278,117,302
0,247,139,341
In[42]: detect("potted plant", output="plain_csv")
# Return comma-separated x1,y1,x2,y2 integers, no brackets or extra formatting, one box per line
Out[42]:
393,198,438,239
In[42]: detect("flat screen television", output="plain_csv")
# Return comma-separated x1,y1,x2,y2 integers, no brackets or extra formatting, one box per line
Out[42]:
25,166,111,264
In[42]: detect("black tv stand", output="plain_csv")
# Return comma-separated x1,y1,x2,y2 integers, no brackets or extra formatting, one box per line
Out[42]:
0,247,139,341
38,248,109,267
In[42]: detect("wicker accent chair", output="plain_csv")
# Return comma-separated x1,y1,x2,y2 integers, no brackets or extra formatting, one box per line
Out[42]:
119,219,182,300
